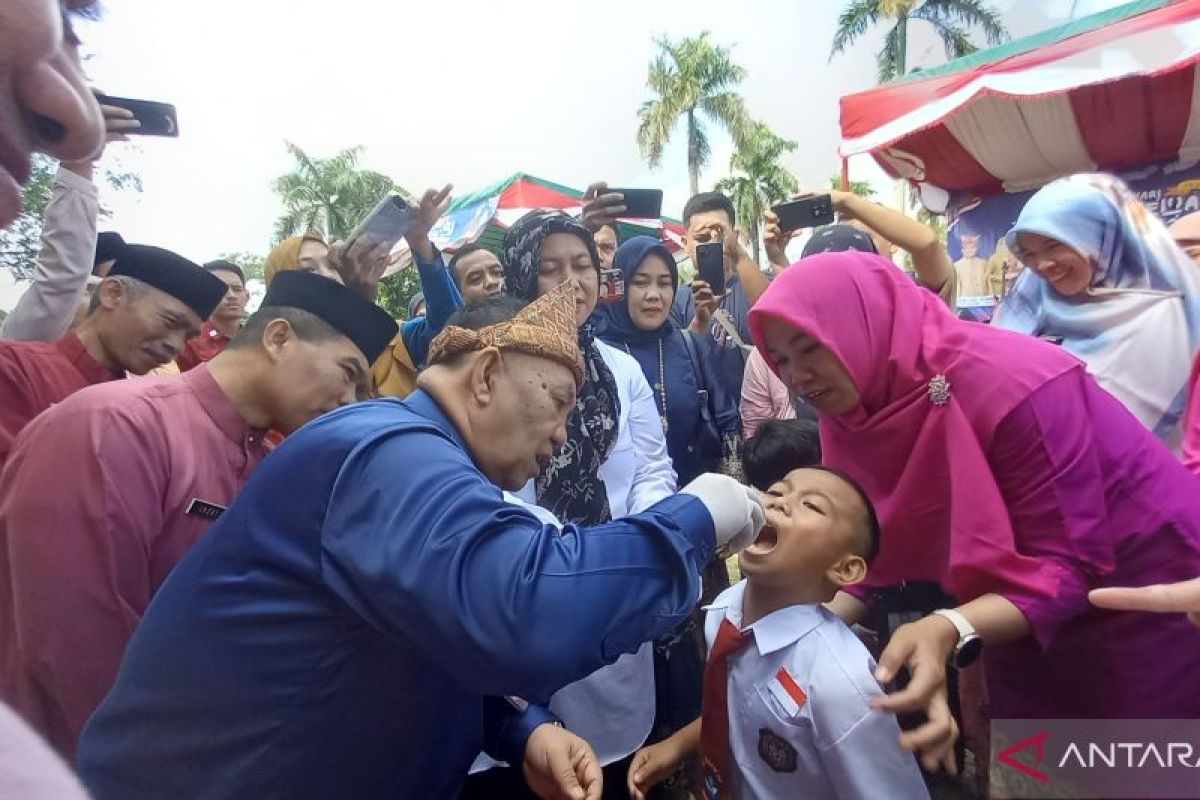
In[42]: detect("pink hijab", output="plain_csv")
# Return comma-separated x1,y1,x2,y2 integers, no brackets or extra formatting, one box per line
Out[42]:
748,253,1082,601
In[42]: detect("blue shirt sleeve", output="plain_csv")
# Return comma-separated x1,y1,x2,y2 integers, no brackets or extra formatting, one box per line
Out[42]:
318,429,715,702
480,697,558,766
400,248,463,366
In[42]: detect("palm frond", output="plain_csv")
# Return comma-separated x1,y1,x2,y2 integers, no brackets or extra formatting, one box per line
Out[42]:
637,99,677,168
830,0,884,58
877,23,903,82
917,0,1008,45
698,91,750,148
924,17,976,58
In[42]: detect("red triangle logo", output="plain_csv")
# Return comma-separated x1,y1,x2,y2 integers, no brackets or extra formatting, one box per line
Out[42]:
998,731,1050,783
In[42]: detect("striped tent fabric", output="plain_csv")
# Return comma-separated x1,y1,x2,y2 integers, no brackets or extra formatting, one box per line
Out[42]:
839,0,1200,198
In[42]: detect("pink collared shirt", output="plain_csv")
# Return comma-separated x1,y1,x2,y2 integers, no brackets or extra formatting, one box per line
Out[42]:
740,347,795,440
0,364,270,760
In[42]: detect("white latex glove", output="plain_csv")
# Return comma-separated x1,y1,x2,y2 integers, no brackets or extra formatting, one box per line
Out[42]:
680,473,765,555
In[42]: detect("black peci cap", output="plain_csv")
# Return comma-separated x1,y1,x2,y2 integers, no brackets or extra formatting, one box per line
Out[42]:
108,244,227,319
260,270,398,362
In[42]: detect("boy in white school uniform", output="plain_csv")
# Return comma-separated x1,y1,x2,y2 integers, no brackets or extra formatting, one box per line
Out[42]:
626,465,929,800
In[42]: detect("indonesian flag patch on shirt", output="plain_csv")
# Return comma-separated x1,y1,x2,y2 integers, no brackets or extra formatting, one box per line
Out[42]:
767,667,807,716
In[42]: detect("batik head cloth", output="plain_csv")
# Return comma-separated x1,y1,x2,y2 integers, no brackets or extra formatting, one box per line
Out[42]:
428,281,584,386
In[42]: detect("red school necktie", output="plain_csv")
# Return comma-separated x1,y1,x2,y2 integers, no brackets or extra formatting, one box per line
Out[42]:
699,618,753,800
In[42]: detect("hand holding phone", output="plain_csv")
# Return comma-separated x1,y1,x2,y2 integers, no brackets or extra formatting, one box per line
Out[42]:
605,188,663,220
772,195,836,232
92,94,178,137
695,241,726,296
348,195,417,246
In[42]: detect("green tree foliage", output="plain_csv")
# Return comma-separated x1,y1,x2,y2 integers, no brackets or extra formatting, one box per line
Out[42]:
637,33,751,196
830,0,1007,83
272,142,408,243
828,175,878,198
714,122,799,263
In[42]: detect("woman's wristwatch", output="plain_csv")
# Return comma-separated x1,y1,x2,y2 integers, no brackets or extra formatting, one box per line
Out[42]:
932,608,983,668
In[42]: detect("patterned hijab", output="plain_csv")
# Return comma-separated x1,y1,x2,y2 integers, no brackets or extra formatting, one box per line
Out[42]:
502,210,620,525
995,173,1200,444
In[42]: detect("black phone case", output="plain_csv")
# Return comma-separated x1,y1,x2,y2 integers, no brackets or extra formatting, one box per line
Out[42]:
773,196,836,231
609,188,663,220
696,242,725,295
94,94,178,137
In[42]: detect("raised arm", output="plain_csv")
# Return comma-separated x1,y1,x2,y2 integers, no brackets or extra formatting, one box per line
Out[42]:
831,191,953,295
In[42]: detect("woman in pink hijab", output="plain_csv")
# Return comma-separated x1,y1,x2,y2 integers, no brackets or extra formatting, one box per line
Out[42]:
748,252,1200,769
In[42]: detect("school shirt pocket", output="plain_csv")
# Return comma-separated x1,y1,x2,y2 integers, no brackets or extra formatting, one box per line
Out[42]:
727,678,827,794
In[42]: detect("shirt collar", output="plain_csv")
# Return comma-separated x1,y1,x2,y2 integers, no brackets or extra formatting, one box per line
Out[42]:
403,389,470,454
181,364,264,444
202,320,232,342
705,580,829,656
55,331,123,383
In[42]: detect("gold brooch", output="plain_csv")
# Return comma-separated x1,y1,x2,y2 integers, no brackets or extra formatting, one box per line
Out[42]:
928,374,951,406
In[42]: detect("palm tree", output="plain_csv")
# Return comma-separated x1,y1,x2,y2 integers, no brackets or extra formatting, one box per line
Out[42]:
830,0,1007,83
272,142,407,242
829,175,877,199
637,32,751,196
714,122,799,264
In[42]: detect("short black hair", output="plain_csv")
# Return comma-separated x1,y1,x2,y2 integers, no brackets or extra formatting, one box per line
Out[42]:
428,295,529,369
226,306,340,350
204,259,245,285
807,465,881,565
682,192,736,229
594,221,620,242
447,243,496,285
742,419,822,491
444,294,527,329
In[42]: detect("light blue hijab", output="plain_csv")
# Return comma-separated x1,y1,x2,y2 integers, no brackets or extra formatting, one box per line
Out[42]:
994,174,1200,444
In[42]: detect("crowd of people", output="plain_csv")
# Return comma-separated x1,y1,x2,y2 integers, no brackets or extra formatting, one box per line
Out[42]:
2,3,1200,800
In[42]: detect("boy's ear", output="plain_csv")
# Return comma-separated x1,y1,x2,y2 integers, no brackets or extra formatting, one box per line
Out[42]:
827,554,867,589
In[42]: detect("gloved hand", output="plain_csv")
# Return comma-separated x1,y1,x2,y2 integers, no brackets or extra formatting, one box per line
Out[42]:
680,473,765,555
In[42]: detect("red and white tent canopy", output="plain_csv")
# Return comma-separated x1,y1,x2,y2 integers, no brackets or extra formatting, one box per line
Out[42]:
839,0,1200,198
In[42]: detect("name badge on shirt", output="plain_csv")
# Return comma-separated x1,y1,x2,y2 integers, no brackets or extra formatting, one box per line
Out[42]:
758,728,798,773
185,498,227,520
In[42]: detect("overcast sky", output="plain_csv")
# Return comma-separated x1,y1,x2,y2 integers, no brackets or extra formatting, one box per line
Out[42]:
2,0,1128,308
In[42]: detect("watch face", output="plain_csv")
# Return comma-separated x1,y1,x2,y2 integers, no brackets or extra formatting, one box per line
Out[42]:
955,635,983,668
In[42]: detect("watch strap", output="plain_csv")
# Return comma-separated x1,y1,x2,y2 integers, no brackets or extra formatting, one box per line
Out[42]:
932,608,976,642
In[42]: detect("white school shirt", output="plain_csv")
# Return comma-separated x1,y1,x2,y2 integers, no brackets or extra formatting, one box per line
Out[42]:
704,581,930,800
491,341,677,768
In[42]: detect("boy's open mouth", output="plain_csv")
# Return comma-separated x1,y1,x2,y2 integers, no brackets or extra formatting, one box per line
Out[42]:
743,523,779,557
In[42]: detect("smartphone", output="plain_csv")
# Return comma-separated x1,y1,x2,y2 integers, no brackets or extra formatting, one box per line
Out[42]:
696,241,725,295
599,268,625,303
93,94,178,137
607,188,663,220
772,195,836,231
348,194,417,244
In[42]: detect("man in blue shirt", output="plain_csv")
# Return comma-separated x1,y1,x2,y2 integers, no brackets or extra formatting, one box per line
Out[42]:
78,283,763,800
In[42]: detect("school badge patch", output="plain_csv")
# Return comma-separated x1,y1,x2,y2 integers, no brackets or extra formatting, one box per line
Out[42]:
757,728,797,773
